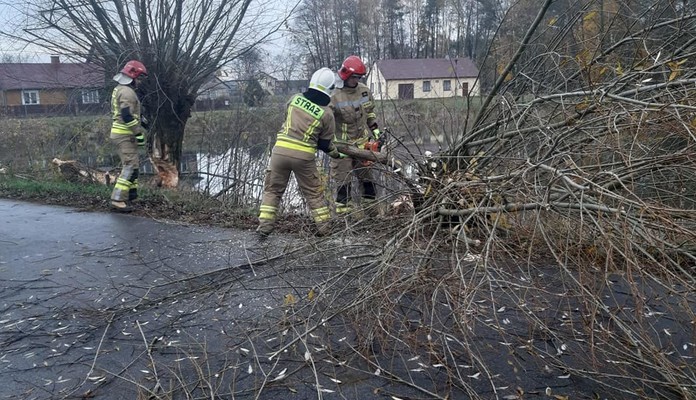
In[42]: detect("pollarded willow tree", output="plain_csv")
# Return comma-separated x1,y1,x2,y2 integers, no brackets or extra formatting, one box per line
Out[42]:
3,0,289,187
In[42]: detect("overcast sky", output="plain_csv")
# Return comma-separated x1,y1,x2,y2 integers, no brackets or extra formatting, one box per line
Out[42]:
0,0,298,63
0,2,46,61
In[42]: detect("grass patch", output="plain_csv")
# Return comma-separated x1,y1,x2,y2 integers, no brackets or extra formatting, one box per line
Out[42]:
0,175,109,202
0,174,259,230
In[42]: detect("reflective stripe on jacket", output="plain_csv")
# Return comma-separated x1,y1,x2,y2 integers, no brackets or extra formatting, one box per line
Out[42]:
272,94,335,161
330,82,376,145
111,85,142,135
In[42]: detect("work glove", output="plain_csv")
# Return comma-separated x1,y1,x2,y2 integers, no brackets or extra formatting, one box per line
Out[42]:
371,128,383,151
328,148,345,159
135,132,146,147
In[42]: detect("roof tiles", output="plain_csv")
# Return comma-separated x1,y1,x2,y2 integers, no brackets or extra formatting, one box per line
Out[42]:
375,58,479,80
0,62,104,90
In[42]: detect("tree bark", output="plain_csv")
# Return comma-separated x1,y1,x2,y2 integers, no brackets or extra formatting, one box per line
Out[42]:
334,144,389,165
149,122,182,189
144,91,194,189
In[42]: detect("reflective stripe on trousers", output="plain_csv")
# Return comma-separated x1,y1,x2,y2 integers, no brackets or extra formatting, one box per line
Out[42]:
257,154,330,233
110,133,140,202
111,166,139,202
259,204,277,221
335,202,352,215
311,206,330,223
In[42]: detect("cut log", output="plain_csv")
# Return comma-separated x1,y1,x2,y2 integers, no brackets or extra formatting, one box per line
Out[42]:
51,158,113,185
334,144,429,212
334,144,388,164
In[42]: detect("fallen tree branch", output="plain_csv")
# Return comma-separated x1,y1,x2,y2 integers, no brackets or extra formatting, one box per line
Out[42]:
51,158,113,185
334,143,389,164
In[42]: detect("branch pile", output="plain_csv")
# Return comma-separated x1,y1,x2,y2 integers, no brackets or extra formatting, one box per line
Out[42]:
332,6,696,399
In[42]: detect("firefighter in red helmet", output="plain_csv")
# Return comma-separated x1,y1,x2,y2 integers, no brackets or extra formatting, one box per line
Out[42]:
330,55,382,216
109,60,148,212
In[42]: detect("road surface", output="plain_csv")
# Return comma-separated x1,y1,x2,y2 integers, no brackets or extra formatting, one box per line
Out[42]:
1,199,691,399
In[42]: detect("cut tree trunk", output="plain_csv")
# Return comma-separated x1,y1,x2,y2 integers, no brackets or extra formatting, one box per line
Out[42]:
147,106,189,189
150,135,180,188
52,158,113,185
335,144,425,210
149,154,179,188
334,144,389,164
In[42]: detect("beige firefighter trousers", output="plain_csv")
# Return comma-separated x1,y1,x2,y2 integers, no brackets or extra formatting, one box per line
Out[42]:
110,133,140,202
258,154,331,234
330,156,374,186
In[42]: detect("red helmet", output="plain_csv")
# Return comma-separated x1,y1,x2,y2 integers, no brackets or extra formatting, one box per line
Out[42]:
338,55,366,80
121,60,147,79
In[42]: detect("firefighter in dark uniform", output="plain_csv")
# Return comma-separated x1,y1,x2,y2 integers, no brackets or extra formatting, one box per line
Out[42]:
330,55,382,215
109,60,148,212
257,68,342,237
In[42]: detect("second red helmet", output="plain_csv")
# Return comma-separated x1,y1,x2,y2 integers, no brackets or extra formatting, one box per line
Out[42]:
338,55,366,81
121,60,148,79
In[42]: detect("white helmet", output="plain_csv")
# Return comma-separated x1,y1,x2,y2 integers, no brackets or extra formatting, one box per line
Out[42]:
309,67,339,96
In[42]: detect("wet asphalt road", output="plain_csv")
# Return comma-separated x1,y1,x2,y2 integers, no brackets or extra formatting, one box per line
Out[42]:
1,198,352,398
0,199,263,398
1,199,694,399
0,199,400,400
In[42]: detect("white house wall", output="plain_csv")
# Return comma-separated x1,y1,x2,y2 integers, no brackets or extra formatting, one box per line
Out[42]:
367,68,388,100
367,68,480,100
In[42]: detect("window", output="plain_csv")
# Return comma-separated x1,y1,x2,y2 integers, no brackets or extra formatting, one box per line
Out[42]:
422,81,431,92
81,89,100,104
22,90,40,105
443,80,452,91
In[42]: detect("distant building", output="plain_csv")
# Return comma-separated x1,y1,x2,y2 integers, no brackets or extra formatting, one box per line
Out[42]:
198,76,240,102
256,72,278,95
196,74,278,110
0,56,105,116
367,58,480,100
274,79,308,96
196,70,310,110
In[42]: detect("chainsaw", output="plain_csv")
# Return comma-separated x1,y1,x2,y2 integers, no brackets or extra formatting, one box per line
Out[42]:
361,140,381,167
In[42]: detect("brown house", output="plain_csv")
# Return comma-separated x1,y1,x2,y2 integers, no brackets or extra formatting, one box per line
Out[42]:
0,56,106,117
366,58,480,100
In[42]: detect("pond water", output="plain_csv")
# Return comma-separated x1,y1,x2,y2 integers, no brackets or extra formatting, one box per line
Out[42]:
193,147,308,210
141,146,422,212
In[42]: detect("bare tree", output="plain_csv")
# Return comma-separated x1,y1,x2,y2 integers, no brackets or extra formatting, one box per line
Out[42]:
381,0,407,59
1,0,286,187
0,53,31,62
288,0,506,66
268,52,304,81
233,47,266,80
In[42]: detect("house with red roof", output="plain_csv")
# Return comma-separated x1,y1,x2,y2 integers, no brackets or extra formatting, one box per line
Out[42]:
0,56,106,117
366,58,480,100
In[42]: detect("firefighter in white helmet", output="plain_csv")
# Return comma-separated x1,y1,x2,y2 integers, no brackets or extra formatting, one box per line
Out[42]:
330,55,382,216
109,59,148,212
257,67,343,238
